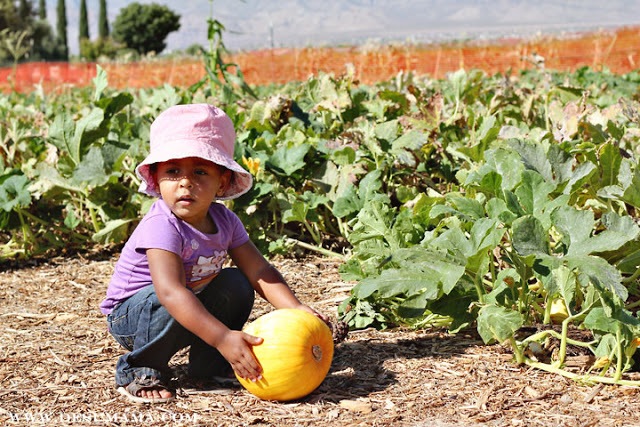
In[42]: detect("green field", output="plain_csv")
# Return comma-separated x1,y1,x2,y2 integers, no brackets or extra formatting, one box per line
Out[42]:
3,58,640,387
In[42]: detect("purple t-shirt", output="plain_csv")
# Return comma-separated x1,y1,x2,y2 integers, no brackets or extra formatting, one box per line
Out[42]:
99,200,250,315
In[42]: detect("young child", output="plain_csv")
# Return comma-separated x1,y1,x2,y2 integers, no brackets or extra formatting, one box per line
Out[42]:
100,103,328,404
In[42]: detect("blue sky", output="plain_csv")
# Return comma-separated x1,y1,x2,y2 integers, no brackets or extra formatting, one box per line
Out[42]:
48,0,640,55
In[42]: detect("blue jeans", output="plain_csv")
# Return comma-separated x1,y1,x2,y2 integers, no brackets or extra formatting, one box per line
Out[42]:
106,268,255,387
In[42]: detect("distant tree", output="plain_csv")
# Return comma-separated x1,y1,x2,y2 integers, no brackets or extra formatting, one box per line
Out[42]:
98,0,109,39
38,0,45,19
0,0,60,63
18,0,31,21
0,0,21,31
80,36,122,61
79,0,89,42
32,18,62,60
56,0,68,59
111,2,180,55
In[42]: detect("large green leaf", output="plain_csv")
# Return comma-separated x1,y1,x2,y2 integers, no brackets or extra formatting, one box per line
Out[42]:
477,305,524,344
508,139,554,184
583,307,640,335
487,148,525,191
567,255,627,303
348,194,399,248
514,170,556,216
552,207,640,256
267,143,311,176
599,142,622,188
353,248,465,301
512,215,549,256
71,146,110,188
48,112,76,163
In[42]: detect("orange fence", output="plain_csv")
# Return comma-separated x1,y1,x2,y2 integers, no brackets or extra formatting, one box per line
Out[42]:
1,26,639,93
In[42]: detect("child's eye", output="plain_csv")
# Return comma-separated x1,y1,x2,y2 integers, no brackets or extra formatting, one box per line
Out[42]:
194,169,208,176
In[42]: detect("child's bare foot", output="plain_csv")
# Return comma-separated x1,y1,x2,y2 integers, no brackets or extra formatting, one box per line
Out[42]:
117,376,175,404
136,386,173,400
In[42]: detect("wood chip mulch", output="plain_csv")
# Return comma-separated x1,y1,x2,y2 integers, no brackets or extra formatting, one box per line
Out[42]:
2,254,640,426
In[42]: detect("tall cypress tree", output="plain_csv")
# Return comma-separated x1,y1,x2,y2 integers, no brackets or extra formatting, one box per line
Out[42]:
38,0,46,20
79,0,89,41
56,0,68,59
18,0,31,20
98,0,109,39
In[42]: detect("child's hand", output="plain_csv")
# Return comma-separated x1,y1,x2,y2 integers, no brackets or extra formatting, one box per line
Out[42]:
216,330,264,381
296,304,330,326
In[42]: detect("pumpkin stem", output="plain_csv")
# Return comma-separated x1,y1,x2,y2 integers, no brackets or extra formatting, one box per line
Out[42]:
312,345,323,361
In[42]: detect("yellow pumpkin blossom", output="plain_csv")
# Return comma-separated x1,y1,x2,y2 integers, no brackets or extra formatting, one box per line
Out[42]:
242,156,261,176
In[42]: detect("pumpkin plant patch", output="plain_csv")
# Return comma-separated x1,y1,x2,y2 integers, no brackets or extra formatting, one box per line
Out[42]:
236,309,334,401
4,19,640,398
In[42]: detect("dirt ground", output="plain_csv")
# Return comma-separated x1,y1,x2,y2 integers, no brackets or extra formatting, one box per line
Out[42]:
2,253,640,427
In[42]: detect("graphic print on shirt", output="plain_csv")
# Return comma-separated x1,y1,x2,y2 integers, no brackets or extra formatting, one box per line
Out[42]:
190,250,227,282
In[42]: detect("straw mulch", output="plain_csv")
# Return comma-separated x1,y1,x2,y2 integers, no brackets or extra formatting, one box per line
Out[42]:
1,253,640,426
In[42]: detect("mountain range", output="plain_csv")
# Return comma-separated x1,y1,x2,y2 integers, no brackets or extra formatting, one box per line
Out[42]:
47,0,640,55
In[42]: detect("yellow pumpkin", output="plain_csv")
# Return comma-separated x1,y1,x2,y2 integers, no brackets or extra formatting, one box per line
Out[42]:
549,298,569,324
236,308,334,401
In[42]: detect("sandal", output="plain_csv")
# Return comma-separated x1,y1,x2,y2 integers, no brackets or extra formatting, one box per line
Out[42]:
117,376,175,404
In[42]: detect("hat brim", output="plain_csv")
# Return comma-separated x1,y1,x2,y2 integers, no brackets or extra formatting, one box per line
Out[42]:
135,139,253,200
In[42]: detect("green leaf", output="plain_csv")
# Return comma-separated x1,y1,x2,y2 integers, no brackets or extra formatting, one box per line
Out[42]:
358,169,384,201
486,148,525,191
48,112,77,164
583,306,640,335
563,162,597,196
567,255,627,302
92,64,109,100
552,265,577,312
551,206,594,256
374,120,399,142
246,100,274,133
514,170,556,216
509,139,553,184
330,146,356,166
349,195,399,248
282,198,308,224
74,108,106,160
512,215,549,256
620,162,640,209
486,198,518,224
392,247,466,295
599,142,622,188
448,195,485,220
397,292,431,318
332,184,360,218
96,92,134,121
552,207,639,256
477,171,503,198
0,174,31,211
64,203,81,229
71,147,109,188
353,248,465,302
547,144,575,185
476,305,524,344
390,130,427,167
469,217,504,254
267,144,311,176
92,218,134,244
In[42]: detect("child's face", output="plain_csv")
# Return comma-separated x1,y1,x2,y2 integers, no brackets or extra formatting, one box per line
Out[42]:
155,157,231,231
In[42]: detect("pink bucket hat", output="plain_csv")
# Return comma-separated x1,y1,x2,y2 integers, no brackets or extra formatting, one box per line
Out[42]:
135,104,253,200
